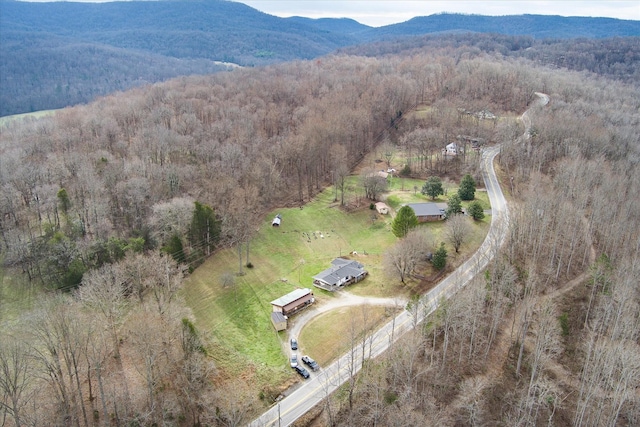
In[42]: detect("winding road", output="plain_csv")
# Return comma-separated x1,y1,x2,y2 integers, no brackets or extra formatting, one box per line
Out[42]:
249,94,548,427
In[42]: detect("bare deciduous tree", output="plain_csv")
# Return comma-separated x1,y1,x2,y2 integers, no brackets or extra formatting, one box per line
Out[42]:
384,229,431,284
360,168,388,201
445,213,471,253
0,333,34,427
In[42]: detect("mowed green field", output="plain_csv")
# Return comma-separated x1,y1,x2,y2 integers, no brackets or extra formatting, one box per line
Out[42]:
182,177,490,389
181,187,399,384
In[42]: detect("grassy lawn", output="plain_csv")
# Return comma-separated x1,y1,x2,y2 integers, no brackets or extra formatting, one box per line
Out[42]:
182,174,491,393
182,186,400,387
299,305,397,366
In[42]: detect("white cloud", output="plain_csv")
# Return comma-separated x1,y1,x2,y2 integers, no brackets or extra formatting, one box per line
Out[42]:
16,0,640,26
239,0,640,27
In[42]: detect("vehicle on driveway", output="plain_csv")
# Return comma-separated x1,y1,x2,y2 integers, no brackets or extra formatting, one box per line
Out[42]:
290,337,298,350
301,355,319,371
294,365,310,379
290,353,298,368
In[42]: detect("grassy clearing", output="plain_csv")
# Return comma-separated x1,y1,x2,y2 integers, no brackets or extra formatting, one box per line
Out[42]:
0,109,59,128
299,305,395,366
183,174,491,392
182,186,399,386
0,265,41,325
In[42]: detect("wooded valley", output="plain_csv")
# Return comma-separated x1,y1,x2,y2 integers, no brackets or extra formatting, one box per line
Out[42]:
1,34,639,426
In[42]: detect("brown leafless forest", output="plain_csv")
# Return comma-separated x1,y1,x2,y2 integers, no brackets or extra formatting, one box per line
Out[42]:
1,42,639,426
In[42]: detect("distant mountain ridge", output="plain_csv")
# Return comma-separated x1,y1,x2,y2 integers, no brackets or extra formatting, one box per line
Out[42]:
1,0,639,116
368,13,640,40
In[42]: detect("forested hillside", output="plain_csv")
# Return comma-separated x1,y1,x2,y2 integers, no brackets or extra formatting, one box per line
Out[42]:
1,35,639,426
0,30,234,115
339,32,640,84
366,13,640,40
1,0,638,116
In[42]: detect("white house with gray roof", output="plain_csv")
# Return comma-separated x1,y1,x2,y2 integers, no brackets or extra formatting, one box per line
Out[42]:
312,258,368,292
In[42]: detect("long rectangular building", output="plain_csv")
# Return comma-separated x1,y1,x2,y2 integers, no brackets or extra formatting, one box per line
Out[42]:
270,288,315,316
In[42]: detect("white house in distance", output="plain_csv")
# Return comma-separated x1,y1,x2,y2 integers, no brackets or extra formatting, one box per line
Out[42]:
445,142,462,155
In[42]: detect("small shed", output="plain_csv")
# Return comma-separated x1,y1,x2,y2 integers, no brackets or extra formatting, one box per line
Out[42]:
271,288,314,316
375,202,389,215
271,312,287,331
445,142,462,155
272,213,282,227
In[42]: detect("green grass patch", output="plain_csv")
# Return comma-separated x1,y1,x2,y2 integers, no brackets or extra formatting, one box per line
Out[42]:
410,104,434,119
0,265,41,325
0,109,59,127
182,176,492,391
462,191,491,210
182,186,399,386
299,305,392,366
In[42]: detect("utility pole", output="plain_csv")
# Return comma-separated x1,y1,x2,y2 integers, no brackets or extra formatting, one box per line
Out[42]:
206,217,210,256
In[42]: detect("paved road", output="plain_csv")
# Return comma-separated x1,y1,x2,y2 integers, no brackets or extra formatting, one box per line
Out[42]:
520,92,549,141
250,95,547,427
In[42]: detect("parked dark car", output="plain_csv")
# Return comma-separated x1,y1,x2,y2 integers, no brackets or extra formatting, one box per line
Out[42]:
294,365,310,379
290,337,298,351
301,355,319,371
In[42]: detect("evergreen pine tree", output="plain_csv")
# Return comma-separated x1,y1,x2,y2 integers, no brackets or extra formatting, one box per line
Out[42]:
422,176,444,200
458,174,476,200
446,194,463,217
468,201,485,220
392,205,419,238
432,242,448,270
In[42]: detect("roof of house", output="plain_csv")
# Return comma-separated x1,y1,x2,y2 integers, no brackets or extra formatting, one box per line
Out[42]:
407,203,445,217
270,288,312,307
313,258,366,286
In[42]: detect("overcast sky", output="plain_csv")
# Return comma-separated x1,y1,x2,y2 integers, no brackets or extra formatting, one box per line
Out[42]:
16,1,640,27
237,1,640,27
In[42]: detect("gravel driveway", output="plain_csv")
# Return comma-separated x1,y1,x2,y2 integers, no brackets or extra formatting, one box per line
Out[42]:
285,290,408,354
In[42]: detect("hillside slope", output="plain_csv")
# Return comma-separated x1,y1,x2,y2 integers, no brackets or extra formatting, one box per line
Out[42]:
1,0,639,116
